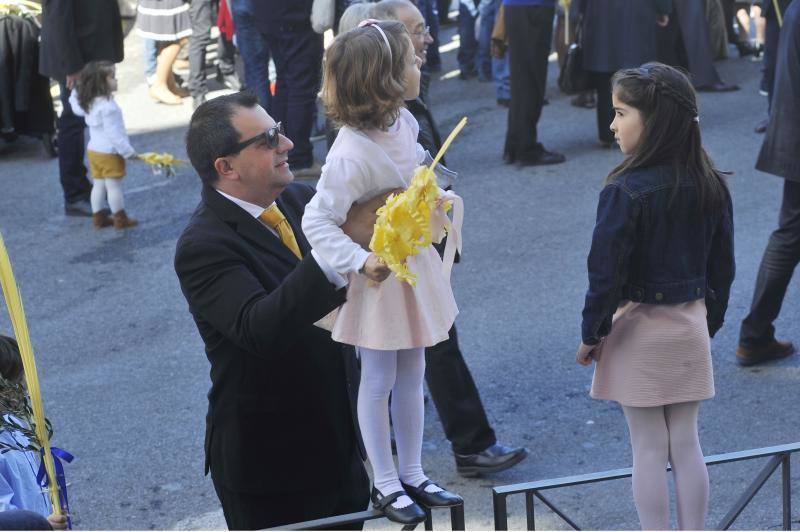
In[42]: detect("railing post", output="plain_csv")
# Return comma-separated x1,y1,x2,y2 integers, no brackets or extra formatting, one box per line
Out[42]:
493,491,509,530
525,491,536,530
450,504,466,531
782,453,792,530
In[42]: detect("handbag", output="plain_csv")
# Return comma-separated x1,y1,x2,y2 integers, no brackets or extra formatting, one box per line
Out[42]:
310,0,336,34
558,15,590,94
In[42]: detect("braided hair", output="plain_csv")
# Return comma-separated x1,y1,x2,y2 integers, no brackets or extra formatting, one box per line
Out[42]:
606,62,729,214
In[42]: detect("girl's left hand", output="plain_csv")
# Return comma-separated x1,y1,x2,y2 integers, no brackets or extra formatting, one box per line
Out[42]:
576,342,598,366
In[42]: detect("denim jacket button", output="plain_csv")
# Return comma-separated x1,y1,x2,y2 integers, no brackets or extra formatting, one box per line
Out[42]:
696,287,703,296
634,290,643,300
655,292,664,301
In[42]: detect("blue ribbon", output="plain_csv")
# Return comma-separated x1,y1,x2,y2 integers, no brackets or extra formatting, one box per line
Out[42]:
36,447,74,530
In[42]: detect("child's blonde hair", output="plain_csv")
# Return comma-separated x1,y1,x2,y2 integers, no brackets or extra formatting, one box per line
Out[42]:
321,20,412,130
76,61,116,113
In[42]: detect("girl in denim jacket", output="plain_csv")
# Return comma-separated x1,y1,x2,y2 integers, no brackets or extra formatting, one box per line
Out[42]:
577,63,735,530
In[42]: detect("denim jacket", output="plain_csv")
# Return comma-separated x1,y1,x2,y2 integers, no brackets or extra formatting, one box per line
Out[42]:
581,164,735,345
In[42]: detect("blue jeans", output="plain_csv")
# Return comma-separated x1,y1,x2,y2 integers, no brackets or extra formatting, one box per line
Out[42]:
458,2,478,73
478,0,510,98
418,0,442,68
229,0,272,110
143,38,157,78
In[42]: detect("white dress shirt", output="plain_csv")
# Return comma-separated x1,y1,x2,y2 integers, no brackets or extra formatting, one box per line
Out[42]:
216,189,347,289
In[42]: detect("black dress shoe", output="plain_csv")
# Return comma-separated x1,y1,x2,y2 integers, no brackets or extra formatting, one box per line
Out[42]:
455,443,529,477
696,82,740,92
517,148,566,166
371,487,426,525
736,340,795,366
401,480,463,508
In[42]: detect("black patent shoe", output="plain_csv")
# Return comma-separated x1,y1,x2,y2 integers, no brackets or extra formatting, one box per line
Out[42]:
401,480,463,508
371,487,426,525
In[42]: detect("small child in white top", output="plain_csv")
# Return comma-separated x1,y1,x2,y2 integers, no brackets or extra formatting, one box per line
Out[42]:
69,61,138,229
301,20,462,524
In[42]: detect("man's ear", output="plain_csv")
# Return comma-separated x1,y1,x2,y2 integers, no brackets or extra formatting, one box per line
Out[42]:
213,156,238,182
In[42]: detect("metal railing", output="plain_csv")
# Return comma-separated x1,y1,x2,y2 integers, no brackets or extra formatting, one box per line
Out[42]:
492,442,799,530
264,502,465,531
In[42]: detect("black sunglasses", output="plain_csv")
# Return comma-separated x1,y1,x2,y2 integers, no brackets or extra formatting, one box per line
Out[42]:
224,122,284,156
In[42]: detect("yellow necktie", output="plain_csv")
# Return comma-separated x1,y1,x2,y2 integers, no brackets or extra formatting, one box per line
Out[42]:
258,205,302,259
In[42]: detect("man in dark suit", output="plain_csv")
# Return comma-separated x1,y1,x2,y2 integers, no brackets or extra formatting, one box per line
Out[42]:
39,0,124,216
175,92,380,529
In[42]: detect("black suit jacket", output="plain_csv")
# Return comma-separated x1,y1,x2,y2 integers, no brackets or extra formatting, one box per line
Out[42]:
174,183,363,494
39,0,124,80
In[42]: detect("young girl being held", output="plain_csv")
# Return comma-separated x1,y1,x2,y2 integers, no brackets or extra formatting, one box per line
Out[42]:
69,61,138,230
302,20,462,526
577,63,735,530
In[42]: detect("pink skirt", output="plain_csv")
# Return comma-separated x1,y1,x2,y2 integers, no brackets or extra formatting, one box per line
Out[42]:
590,299,714,407
317,245,458,351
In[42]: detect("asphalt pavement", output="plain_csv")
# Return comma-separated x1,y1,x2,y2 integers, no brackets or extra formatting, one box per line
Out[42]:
0,22,798,531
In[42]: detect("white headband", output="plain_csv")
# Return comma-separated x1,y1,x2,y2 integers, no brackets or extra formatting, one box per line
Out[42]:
359,19,392,62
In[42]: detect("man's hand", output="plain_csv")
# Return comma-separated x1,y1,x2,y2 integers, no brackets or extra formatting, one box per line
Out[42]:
341,188,403,250
47,513,68,530
65,72,81,89
361,253,391,282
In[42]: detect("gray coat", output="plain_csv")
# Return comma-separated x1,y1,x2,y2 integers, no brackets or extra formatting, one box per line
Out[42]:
579,0,672,74
756,0,800,182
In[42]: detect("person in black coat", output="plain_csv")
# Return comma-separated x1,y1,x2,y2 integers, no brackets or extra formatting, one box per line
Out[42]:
175,92,378,529
39,0,124,216
579,0,671,146
737,0,800,367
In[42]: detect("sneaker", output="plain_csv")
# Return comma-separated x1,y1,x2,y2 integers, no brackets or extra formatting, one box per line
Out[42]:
736,340,795,366
64,198,93,217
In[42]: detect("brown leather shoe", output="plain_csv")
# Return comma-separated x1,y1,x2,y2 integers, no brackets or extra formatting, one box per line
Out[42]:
113,209,138,229
92,209,113,229
736,340,795,366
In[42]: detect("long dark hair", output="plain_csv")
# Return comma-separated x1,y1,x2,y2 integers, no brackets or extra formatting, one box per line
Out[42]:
76,61,116,113
607,62,730,213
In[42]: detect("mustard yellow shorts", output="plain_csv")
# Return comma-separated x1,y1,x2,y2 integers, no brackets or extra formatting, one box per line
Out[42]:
88,150,126,179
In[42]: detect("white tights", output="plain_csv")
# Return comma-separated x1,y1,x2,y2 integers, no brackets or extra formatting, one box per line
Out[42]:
358,347,432,508
90,178,125,214
622,401,709,530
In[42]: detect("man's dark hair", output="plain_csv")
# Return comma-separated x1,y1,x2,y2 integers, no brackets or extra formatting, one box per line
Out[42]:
0,336,23,384
185,91,260,186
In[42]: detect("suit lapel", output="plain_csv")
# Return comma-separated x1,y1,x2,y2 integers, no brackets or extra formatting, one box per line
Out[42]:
203,186,299,266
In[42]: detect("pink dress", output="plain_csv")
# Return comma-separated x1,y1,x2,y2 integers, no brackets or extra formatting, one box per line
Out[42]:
303,109,459,351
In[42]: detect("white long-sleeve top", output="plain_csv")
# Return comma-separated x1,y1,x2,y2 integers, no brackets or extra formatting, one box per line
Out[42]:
69,90,135,158
302,108,427,275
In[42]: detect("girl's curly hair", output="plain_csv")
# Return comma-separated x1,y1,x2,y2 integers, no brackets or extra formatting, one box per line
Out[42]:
76,61,116,113
321,20,413,131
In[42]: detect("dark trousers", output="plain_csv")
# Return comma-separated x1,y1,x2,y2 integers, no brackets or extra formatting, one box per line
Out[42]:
230,0,272,110
212,448,369,530
503,5,554,162
57,81,91,203
188,0,235,97
266,28,323,169
740,180,800,346
673,0,722,87
457,1,478,73
425,325,496,455
591,71,614,143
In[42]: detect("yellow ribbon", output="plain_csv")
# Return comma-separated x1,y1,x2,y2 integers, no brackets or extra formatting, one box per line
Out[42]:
369,117,467,285
138,152,187,177
0,234,61,516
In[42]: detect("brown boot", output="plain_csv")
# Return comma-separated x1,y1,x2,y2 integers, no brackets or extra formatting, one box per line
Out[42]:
112,209,138,229
92,209,113,229
736,340,795,366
